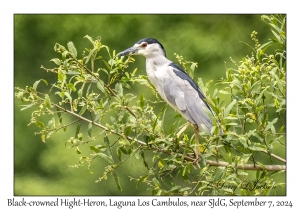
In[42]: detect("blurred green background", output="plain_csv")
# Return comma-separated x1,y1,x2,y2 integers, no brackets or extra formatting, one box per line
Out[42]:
14,14,285,195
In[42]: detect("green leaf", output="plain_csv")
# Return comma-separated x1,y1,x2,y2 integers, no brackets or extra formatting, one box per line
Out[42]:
119,146,128,155
224,99,236,117
67,41,77,58
213,167,225,181
115,83,123,98
125,126,132,136
76,146,81,154
67,83,77,92
33,79,48,91
97,80,106,94
45,94,51,108
248,143,266,151
85,48,97,64
182,165,188,177
265,118,278,132
191,62,197,71
200,156,206,168
62,51,68,61
63,61,68,72
97,152,114,164
225,122,238,127
219,90,230,95
169,185,181,192
50,58,61,65
20,103,36,111
224,116,238,120
256,86,269,105
56,107,62,124
152,189,162,196
154,138,172,145
197,78,205,92
95,55,103,60
137,175,148,187
117,147,122,161
260,170,267,179
84,35,94,45
41,134,46,143
88,123,92,138
89,145,100,153
103,60,112,71
54,43,60,52
152,178,161,188
75,124,81,137
103,99,110,111
240,154,252,165
58,70,65,83
47,118,54,129
104,135,113,157
46,131,54,139
113,172,122,191
279,126,285,133
78,105,87,116
256,41,273,60
152,104,167,132
205,80,213,90
35,121,44,128
139,94,145,108
200,124,210,135
239,136,248,148
64,92,72,102
77,89,83,99
118,110,125,122
108,59,116,66
141,151,149,169
179,187,191,192
127,148,132,155
256,162,266,171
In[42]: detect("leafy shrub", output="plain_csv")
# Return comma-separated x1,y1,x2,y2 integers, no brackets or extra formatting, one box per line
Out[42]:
14,15,286,195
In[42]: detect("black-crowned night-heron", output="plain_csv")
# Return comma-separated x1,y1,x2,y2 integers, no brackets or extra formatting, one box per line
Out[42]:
118,38,220,159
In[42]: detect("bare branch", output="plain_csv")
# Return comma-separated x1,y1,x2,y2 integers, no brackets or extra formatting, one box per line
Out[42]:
261,150,286,163
205,160,285,171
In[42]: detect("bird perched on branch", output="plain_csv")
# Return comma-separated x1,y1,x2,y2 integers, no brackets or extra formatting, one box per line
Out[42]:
118,38,221,159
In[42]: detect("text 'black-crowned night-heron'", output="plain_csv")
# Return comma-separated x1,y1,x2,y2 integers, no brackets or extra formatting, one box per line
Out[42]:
118,38,221,159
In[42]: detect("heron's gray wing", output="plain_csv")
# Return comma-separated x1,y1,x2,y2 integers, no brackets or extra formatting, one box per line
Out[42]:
161,78,187,111
169,63,214,114
161,64,213,131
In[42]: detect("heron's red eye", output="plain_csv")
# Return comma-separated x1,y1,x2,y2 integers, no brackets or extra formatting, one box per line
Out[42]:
141,43,147,48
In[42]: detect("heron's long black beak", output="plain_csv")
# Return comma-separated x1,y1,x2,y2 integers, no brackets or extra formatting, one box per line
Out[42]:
117,47,138,57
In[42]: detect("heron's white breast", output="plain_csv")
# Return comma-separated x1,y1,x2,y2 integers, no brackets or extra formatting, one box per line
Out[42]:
145,60,170,100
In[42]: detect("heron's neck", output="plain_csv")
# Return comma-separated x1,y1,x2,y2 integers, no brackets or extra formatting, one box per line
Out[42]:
145,55,171,72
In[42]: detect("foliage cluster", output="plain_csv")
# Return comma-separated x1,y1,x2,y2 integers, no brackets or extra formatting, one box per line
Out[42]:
14,15,286,195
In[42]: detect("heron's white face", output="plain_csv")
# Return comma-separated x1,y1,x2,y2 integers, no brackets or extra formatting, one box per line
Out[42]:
135,42,164,58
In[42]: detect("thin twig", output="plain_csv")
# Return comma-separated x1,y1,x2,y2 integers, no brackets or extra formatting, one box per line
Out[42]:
46,119,80,132
261,150,286,163
188,180,201,195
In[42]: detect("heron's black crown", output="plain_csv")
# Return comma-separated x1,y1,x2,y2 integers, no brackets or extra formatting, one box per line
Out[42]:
136,38,166,57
